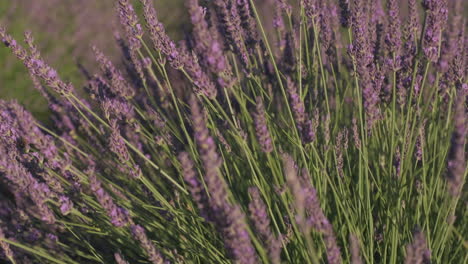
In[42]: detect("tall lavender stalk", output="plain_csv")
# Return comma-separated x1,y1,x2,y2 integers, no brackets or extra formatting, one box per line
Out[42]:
1,28,74,95
212,0,250,69
338,0,351,28
404,230,431,264
253,97,273,153
139,0,182,68
139,2,218,98
236,0,259,50
118,0,146,84
186,0,227,76
349,0,380,129
178,152,210,219
303,182,342,264
286,78,315,143
385,0,402,58
422,0,448,62
87,165,129,227
190,96,258,264
248,187,281,264
283,153,342,263
130,224,166,264
349,234,362,264
0,227,15,263
446,89,466,197
114,253,129,264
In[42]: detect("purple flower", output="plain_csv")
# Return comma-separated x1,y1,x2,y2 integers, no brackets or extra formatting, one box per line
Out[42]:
93,46,135,99
1,28,74,95
422,0,448,62
338,0,351,27
404,229,431,264
114,253,129,264
385,0,402,56
87,166,129,227
446,90,466,197
282,153,307,229
319,3,334,54
190,95,225,207
236,0,259,49
0,227,14,262
178,152,210,219
248,187,281,264
286,78,315,143
187,0,227,75
0,27,28,61
213,0,250,69
349,234,362,264
190,96,258,263
253,97,273,153
59,196,73,215
302,0,318,21
118,0,144,39
335,129,348,178
140,0,183,68
284,153,342,263
303,185,342,264
437,0,464,73
130,224,166,264
109,119,131,164
178,41,218,98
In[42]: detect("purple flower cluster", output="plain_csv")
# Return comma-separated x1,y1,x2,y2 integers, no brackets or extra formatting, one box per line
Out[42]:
404,229,431,264
87,165,129,227
189,96,258,263
253,96,273,153
283,154,342,263
446,89,466,197
130,224,166,264
248,187,281,264
0,0,466,262
422,0,448,62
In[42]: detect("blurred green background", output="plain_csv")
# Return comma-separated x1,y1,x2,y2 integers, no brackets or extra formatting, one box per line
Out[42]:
0,0,185,120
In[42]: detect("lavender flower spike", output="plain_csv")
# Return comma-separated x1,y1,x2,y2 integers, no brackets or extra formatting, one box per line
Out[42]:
190,96,258,263
303,184,342,264
286,78,314,143
446,90,466,197
282,153,306,229
248,187,281,264
131,224,166,264
283,154,342,263
139,0,182,68
93,46,135,98
349,234,362,264
213,0,250,68
114,253,129,264
338,0,351,27
0,227,15,263
186,0,227,75
385,0,402,56
1,28,73,95
118,0,144,39
253,97,273,153
178,152,210,219
109,119,131,164
236,0,259,49
87,166,129,227
422,0,448,62
404,229,431,264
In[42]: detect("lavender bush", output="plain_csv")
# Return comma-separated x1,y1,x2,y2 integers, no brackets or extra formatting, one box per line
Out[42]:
0,0,466,263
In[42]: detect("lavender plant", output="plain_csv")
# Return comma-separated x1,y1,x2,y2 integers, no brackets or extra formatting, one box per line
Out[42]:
0,0,467,263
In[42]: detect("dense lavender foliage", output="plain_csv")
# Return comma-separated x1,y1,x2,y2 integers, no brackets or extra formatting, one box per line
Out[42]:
0,0,466,263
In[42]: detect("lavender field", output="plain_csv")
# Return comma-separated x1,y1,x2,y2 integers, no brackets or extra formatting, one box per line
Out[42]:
0,0,466,263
